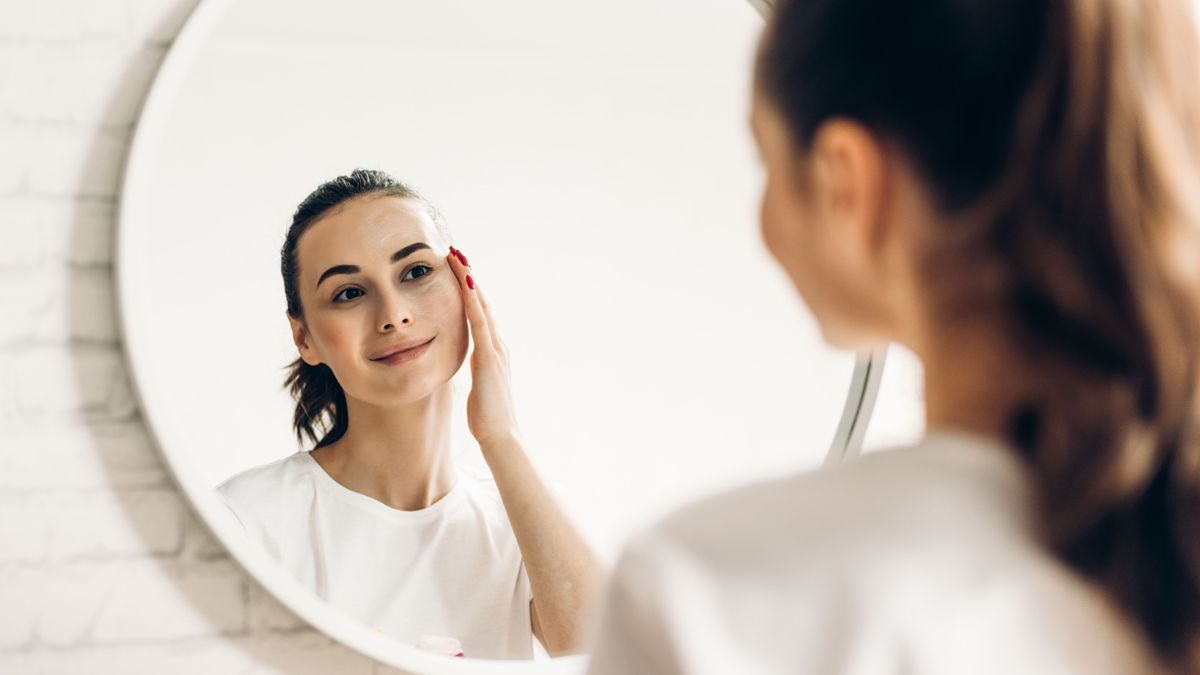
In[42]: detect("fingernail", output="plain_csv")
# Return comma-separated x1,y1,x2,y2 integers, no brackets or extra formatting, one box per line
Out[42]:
455,249,470,267
466,274,476,290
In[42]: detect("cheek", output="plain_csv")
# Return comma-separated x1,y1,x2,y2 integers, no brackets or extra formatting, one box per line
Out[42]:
430,278,468,341
759,175,830,302
318,319,356,354
306,315,357,375
441,284,471,367
760,177,798,259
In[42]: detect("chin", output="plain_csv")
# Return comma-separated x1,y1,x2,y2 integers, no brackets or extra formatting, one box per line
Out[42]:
817,319,866,352
820,329,855,352
826,323,892,353
385,370,454,398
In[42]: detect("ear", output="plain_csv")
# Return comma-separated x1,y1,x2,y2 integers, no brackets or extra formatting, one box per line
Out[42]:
287,312,322,367
809,118,888,268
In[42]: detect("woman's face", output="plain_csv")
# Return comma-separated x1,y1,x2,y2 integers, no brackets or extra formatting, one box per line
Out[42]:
288,195,469,406
749,90,903,350
750,93,848,346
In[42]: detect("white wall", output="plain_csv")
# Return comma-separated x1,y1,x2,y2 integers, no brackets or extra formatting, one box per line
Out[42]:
0,1,386,672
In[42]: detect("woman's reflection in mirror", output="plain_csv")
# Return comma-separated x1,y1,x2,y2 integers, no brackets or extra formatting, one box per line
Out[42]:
216,169,604,659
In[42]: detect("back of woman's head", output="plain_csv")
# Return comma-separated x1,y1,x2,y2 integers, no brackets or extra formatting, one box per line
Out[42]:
758,0,1200,669
280,169,448,450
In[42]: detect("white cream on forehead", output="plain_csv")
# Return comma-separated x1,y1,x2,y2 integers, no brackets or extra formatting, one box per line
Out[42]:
356,198,441,253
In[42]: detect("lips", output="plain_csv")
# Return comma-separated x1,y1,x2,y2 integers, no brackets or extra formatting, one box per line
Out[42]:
369,337,434,361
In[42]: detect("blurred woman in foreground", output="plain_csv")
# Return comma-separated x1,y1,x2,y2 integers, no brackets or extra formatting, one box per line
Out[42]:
587,0,1200,672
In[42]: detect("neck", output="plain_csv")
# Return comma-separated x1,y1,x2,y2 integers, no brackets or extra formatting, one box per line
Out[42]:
311,382,458,511
907,311,1036,446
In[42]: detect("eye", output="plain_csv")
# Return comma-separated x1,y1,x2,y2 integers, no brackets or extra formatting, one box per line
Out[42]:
403,264,433,281
331,265,433,303
332,287,363,303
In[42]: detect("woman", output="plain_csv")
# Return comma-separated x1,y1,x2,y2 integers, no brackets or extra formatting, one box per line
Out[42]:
217,169,602,659
586,0,1200,672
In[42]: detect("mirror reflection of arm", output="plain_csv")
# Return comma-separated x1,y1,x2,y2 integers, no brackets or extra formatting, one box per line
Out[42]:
482,434,607,656
446,248,606,655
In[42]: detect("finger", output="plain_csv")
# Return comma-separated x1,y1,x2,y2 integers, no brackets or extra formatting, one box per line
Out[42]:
473,282,507,354
446,249,495,358
448,247,505,355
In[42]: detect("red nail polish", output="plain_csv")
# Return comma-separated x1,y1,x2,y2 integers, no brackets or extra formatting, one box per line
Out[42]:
466,274,475,290
455,250,470,267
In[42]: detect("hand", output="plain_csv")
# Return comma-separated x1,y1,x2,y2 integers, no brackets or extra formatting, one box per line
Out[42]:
447,246,521,451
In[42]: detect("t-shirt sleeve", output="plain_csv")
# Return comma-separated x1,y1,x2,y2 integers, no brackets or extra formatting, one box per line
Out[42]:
213,483,249,532
212,470,285,563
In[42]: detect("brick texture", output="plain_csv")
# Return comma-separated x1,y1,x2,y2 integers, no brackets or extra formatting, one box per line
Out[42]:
0,1,383,672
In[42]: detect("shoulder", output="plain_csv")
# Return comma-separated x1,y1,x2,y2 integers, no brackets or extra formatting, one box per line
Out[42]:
216,451,313,498
452,463,514,527
215,452,316,527
597,433,1158,674
625,432,1036,589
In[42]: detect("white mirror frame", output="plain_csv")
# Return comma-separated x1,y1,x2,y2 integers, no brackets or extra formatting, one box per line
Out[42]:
114,0,886,671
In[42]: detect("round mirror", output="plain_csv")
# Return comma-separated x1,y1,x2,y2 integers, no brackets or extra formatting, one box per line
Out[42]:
116,0,889,671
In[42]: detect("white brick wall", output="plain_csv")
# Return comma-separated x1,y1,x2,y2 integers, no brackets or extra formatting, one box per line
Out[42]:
0,2,385,672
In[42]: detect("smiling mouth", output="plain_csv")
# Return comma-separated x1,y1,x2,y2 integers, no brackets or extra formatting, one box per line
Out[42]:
371,337,435,364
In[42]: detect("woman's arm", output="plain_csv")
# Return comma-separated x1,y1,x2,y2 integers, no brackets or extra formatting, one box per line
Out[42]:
445,247,607,655
481,433,606,655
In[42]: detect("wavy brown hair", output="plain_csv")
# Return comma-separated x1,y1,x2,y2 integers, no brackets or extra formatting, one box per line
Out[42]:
280,169,450,450
758,0,1200,670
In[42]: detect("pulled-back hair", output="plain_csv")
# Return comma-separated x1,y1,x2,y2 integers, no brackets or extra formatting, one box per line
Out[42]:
758,0,1200,669
280,169,450,450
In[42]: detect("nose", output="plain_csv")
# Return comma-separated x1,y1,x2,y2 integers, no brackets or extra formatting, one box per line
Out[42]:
377,289,413,332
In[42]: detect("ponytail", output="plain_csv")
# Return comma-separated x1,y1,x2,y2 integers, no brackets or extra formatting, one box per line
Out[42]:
281,359,349,450
999,1,1200,665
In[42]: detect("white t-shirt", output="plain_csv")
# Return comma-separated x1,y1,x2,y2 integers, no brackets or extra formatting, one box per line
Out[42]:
584,428,1156,675
215,452,534,659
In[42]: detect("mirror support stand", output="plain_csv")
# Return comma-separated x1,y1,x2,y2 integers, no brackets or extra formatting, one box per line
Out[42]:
747,0,775,19
824,345,888,466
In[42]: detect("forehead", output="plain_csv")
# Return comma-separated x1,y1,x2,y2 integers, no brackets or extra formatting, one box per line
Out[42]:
298,195,440,274
749,92,788,145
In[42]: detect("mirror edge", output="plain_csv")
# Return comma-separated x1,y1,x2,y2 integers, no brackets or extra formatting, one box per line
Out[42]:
826,346,889,465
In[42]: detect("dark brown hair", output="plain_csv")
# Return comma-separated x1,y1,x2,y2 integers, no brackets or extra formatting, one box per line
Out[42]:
758,0,1200,669
280,169,450,450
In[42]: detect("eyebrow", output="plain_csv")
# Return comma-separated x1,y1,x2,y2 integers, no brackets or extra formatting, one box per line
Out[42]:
316,242,433,289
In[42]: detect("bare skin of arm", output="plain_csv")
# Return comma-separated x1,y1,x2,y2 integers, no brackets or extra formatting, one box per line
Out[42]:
483,433,606,655
446,248,607,655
